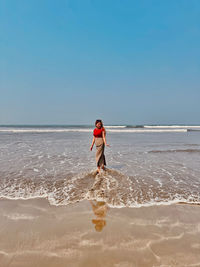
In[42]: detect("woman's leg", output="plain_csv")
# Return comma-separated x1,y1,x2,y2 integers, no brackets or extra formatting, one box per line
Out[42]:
95,138,106,173
101,164,105,170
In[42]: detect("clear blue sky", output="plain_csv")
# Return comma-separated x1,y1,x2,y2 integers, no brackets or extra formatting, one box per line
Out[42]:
1,0,200,125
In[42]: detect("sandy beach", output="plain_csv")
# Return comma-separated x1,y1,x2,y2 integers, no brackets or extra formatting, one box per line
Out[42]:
0,198,200,267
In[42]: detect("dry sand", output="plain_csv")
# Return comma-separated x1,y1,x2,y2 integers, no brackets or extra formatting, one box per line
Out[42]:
0,198,200,267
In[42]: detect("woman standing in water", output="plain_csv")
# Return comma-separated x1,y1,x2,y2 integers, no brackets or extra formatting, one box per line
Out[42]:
90,119,110,174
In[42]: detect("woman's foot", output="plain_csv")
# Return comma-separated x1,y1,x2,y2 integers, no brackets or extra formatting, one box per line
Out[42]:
94,169,100,176
101,165,106,171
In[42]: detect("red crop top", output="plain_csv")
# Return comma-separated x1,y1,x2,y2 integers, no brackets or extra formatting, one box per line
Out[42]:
93,127,105,138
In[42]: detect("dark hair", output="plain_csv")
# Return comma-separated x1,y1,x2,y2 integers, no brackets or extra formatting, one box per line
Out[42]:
95,119,103,127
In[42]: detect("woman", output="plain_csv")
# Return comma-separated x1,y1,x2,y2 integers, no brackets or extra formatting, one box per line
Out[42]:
90,119,109,174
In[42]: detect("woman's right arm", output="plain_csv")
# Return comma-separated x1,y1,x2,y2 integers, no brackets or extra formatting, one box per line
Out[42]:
90,136,95,151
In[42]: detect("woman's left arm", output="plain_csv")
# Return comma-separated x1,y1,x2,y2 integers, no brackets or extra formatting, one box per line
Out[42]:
102,129,110,146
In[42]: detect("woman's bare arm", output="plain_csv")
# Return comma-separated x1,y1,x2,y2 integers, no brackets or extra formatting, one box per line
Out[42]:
90,136,95,150
102,130,110,146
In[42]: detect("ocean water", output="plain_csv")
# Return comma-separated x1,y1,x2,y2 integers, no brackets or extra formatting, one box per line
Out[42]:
0,125,200,208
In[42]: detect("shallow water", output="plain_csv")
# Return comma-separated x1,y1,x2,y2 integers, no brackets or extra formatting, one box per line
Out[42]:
0,126,200,207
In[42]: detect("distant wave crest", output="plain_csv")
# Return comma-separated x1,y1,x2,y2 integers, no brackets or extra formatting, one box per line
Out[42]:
0,127,189,133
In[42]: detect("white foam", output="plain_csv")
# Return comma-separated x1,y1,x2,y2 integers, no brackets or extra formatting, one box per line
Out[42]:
154,178,163,187
1,193,200,209
107,129,187,133
0,128,93,133
1,168,199,209
106,198,200,209
104,125,127,128
144,125,200,129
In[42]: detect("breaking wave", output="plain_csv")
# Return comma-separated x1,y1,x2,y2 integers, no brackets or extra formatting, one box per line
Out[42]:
148,149,200,153
0,127,188,133
0,169,200,208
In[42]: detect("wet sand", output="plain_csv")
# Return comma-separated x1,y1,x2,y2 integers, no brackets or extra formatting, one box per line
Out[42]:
0,198,200,267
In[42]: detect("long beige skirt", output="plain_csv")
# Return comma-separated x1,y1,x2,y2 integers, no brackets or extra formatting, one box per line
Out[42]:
95,137,106,167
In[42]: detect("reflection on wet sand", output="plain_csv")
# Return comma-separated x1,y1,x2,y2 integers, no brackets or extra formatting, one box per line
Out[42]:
0,199,200,267
89,200,109,232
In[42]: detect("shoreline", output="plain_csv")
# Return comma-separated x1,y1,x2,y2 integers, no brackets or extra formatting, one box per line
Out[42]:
1,195,200,208
0,198,200,267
